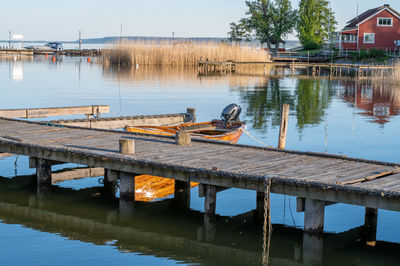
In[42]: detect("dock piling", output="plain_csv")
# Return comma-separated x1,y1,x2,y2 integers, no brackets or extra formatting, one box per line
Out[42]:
186,107,196,122
304,198,325,234
104,169,118,197
119,138,135,154
278,104,290,149
119,172,136,202
36,158,52,187
176,131,191,146
204,184,217,216
174,180,191,208
364,208,378,246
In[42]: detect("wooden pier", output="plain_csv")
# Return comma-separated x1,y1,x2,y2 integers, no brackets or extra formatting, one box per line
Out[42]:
0,115,399,239
0,105,110,119
46,112,194,129
0,48,101,57
0,49,33,56
198,60,398,79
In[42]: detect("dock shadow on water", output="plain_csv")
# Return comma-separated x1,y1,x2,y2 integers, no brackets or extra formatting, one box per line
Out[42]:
0,171,399,266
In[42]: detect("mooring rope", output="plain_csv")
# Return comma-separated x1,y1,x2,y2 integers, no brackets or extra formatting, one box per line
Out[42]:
240,129,272,148
262,177,272,266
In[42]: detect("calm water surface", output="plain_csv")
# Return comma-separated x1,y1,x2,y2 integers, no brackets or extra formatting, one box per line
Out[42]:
0,56,399,265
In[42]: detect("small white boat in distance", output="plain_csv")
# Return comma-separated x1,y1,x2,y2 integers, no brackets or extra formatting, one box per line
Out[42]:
25,42,63,51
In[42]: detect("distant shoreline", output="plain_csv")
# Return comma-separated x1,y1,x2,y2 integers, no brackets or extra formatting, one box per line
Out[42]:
0,36,300,48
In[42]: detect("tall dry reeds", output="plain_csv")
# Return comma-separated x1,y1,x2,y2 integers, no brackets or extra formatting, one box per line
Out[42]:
102,40,270,67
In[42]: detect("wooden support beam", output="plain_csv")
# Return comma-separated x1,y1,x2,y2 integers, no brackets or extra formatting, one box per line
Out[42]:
256,191,265,220
364,207,378,246
29,157,64,169
297,197,336,212
119,172,136,202
198,183,229,197
278,104,290,149
36,158,52,187
204,184,217,216
174,180,191,208
304,198,325,234
103,169,118,197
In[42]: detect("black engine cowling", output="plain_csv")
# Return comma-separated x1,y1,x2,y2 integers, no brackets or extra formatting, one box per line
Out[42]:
221,104,242,123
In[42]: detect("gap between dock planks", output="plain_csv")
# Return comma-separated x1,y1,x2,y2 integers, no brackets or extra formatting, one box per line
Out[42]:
338,168,400,185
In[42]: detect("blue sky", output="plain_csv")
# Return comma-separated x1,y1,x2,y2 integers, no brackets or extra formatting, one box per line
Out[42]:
0,0,399,41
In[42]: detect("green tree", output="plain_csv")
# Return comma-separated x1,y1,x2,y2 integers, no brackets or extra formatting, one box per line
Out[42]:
271,0,298,51
228,20,251,44
297,0,337,50
239,0,297,54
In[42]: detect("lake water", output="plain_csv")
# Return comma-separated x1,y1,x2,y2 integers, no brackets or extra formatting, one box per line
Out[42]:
0,56,399,265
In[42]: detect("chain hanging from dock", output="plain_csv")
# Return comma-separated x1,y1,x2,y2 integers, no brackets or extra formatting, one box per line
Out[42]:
262,177,272,266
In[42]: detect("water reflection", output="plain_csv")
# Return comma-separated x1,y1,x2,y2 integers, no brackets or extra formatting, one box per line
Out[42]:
0,174,399,266
237,79,334,133
339,80,400,124
2,56,32,82
102,65,270,88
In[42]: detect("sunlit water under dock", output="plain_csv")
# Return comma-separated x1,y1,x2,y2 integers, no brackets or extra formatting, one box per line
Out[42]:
0,56,400,265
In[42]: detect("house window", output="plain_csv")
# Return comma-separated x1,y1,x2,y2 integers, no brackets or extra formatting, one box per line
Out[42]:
364,33,375,44
377,17,393,26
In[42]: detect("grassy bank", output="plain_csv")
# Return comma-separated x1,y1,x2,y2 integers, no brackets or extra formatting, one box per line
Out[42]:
102,41,270,67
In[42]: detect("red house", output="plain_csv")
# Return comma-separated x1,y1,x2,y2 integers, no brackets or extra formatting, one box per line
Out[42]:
339,4,400,51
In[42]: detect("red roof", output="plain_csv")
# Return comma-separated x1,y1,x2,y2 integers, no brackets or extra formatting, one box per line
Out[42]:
343,4,400,30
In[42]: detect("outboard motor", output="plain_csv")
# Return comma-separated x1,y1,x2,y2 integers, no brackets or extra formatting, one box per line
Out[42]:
221,104,242,123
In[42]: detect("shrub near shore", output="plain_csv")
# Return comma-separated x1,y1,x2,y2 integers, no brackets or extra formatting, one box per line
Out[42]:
102,41,271,67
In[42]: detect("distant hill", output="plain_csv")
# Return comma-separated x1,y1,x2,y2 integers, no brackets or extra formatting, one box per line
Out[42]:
0,36,300,49
80,36,227,44
80,36,300,49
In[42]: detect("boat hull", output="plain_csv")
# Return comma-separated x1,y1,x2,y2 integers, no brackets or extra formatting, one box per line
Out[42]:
125,120,245,144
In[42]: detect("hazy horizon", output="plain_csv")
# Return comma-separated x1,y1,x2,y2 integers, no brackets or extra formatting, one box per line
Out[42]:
1,0,399,41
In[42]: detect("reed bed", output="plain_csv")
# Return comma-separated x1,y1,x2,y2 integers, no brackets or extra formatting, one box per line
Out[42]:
102,41,270,67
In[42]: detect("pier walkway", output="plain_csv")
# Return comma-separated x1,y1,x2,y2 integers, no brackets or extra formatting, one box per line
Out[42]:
0,116,399,237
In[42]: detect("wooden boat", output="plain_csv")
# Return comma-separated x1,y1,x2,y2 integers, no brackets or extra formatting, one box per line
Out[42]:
125,120,246,144
126,104,245,201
